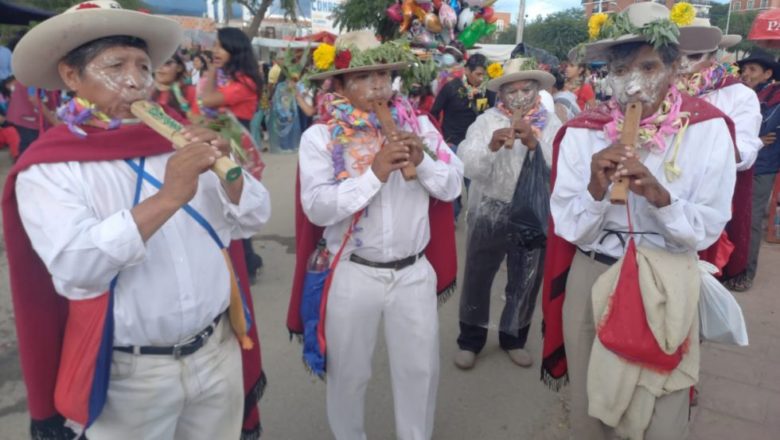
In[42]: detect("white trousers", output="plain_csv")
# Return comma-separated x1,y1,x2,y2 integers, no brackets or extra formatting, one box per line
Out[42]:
86,315,244,440
326,258,440,440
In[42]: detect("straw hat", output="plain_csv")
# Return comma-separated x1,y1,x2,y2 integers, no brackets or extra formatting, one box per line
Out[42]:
584,3,719,62
678,17,726,54
12,1,182,90
307,30,410,81
486,58,554,93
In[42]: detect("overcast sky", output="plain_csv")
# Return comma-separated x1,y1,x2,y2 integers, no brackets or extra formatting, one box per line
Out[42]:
493,0,731,21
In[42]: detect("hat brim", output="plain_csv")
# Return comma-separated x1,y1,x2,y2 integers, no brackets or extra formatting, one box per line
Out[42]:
720,34,742,49
486,71,555,93
584,27,721,62
12,9,182,90
678,27,724,54
737,57,780,80
308,62,409,82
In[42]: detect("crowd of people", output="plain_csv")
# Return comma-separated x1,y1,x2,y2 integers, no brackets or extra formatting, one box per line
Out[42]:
1,1,778,440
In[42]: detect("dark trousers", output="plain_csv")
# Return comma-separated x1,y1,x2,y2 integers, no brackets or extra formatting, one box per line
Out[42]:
13,124,38,157
747,173,777,280
457,201,545,353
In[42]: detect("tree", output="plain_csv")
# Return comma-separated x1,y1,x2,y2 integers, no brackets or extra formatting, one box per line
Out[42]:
494,24,518,45
521,8,588,61
710,3,762,58
332,0,398,40
226,0,299,39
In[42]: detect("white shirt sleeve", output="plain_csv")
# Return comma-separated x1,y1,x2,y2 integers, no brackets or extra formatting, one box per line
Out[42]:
16,163,147,299
215,171,272,240
414,115,464,202
550,129,612,246
457,113,495,183
646,119,736,251
299,125,383,227
730,85,763,171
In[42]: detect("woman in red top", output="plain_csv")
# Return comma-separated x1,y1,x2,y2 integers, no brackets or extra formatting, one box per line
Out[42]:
564,61,596,110
200,27,262,129
152,54,199,119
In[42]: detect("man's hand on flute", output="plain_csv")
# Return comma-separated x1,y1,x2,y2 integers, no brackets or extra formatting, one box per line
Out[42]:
180,126,243,203
588,143,630,201
372,136,413,182
614,156,671,208
387,131,425,166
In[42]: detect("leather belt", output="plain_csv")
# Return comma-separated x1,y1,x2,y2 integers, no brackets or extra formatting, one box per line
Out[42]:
114,314,222,359
577,247,618,266
349,251,426,271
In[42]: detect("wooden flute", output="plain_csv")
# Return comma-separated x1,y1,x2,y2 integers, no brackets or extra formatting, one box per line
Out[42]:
130,101,243,182
373,99,417,181
609,101,642,205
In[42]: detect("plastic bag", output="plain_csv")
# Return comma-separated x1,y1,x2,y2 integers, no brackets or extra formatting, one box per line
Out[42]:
698,260,749,346
507,146,551,249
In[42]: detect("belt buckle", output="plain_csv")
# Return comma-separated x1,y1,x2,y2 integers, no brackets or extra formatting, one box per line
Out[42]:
172,342,185,359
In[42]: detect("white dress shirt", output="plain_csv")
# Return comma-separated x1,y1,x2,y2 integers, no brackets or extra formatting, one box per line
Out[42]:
457,107,562,208
299,115,463,262
551,118,736,259
703,83,762,171
17,152,271,346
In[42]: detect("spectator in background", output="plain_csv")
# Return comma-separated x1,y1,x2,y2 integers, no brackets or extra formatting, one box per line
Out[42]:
409,82,435,114
0,43,11,81
200,27,265,282
564,59,596,110
190,52,210,88
152,54,200,119
552,70,579,123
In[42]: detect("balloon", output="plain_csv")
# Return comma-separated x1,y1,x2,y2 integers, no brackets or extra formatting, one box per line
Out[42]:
457,18,496,48
450,0,461,15
387,4,403,23
413,29,438,49
457,8,475,31
439,3,457,40
400,0,428,34
485,14,498,24
464,0,485,6
433,0,443,10
418,0,433,13
481,6,493,21
424,12,443,33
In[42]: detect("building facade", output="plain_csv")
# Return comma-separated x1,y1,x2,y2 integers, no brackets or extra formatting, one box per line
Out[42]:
731,0,780,12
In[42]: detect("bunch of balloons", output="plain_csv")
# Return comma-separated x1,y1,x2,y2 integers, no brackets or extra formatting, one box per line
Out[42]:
387,0,499,49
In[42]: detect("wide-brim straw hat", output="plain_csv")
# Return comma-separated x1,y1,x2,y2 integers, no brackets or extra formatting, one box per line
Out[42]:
585,3,719,62
720,34,742,50
678,17,725,54
12,0,182,90
486,58,555,93
307,30,409,81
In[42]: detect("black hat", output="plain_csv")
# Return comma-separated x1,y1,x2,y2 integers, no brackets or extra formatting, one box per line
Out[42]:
737,49,780,80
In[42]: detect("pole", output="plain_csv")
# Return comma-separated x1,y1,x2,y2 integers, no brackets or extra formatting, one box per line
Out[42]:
598,0,603,14
516,0,526,44
726,0,733,35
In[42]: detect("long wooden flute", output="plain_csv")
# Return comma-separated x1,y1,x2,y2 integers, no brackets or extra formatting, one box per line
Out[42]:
609,101,642,205
130,101,243,182
373,99,417,181
504,109,525,149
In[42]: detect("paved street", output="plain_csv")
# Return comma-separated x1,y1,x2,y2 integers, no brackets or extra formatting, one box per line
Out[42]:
0,151,777,439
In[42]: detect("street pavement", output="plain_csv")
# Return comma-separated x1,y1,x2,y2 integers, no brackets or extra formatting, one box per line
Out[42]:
0,151,776,439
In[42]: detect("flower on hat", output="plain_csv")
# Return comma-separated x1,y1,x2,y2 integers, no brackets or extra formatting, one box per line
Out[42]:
588,13,609,41
670,2,695,27
487,62,503,79
334,50,352,70
76,2,100,9
313,44,336,71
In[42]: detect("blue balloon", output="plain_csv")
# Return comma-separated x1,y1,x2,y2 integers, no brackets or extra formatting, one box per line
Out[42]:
450,0,461,15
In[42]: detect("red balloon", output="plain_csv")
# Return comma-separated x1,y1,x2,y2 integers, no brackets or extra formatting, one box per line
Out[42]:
485,15,498,24
387,4,404,23
481,6,494,21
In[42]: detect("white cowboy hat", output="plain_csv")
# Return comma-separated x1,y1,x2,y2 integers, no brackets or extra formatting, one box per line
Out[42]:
678,17,725,54
585,3,718,62
12,0,182,90
486,58,555,93
307,30,409,81
720,34,742,49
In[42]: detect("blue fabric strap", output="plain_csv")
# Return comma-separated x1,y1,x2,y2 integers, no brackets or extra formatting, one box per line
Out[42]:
125,158,226,249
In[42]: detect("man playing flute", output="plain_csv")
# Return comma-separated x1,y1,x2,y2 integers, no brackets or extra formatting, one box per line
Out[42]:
542,3,736,439
4,2,270,438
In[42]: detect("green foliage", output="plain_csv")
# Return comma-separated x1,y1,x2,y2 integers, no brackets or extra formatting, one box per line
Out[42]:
348,38,417,67
710,6,762,56
402,57,437,93
522,8,588,61
332,0,398,41
597,8,680,49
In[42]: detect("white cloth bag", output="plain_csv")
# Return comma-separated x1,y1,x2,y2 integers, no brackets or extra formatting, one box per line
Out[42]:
698,260,749,346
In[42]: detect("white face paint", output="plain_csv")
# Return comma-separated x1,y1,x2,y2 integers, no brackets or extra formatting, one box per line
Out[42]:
500,80,539,113
678,52,713,76
342,70,393,111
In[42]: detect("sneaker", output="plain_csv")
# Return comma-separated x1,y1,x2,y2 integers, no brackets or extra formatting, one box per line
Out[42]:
453,350,477,370
506,348,533,368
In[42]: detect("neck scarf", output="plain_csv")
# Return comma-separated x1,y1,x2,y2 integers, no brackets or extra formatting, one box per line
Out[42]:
324,94,442,181
603,86,689,155
677,63,733,97
497,95,548,139
460,76,486,110
57,97,136,138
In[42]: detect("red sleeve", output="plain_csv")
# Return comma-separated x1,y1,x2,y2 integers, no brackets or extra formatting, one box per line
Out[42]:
219,81,251,107
185,85,200,115
579,83,595,106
